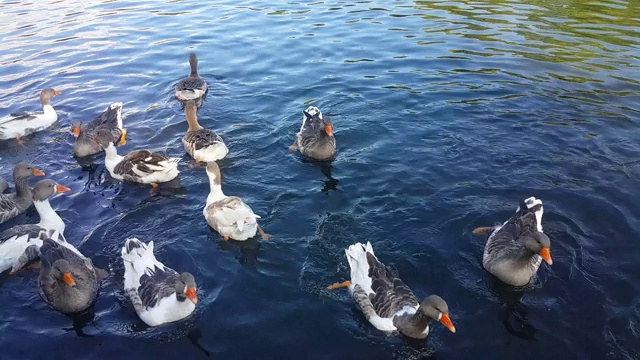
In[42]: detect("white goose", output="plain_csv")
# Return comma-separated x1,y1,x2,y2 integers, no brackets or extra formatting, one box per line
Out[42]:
121,237,197,326
328,242,456,339
202,162,270,241
0,179,71,274
0,88,61,143
94,129,180,188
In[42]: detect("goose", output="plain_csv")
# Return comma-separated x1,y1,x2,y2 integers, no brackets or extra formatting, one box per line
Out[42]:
202,161,270,241
0,88,61,143
0,179,70,274
182,100,228,163
72,102,127,157
94,129,180,188
289,106,336,160
175,53,207,105
38,237,108,314
474,196,553,287
0,163,45,225
121,237,197,326
328,242,456,339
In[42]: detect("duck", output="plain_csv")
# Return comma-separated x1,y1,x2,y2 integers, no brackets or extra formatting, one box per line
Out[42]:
72,102,127,158
182,100,228,163
289,106,336,161
327,242,456,339
0,163,45,225
0,88,61,143
94,129,180,188
175,53,207,105
0,179,70,274
38,237,108,314
474,196,553,287
121,237,197,326
203,161,270,241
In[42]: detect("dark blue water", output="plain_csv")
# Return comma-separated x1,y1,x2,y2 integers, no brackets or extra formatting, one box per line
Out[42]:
0,0,639,359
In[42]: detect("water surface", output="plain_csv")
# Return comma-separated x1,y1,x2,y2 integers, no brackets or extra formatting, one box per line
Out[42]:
0,0,639,359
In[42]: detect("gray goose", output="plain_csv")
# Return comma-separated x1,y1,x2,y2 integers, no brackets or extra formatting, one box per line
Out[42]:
328,241,456,339
0,179,70,274
38,238,107,314
0,163,45,225
175,53,207,106
72,102,127,157
474,196,553,287
289,106,336,161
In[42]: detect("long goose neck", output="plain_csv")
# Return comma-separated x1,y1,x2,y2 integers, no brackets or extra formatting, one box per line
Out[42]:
185,106,203,132
206,178,225,205
34,199,65,232
189,57,199,77
395,309,430,335
104,143,123,168
13,176,31,198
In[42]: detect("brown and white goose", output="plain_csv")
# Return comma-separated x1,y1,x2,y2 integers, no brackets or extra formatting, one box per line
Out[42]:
0,163,45,225
328,242,456,339
182,100,228,163
474,196,553,287
289,106,336,161
175,53,207,106
0,88,61,143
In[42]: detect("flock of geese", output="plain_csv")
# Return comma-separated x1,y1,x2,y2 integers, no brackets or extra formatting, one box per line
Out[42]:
0,53,552,340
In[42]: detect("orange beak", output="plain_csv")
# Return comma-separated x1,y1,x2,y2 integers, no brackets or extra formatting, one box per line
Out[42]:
62,272,76,287
186,287,198,304
72,127,80,138
324,124,333,136
55,184,71,193
32,168,45,176
53,90,61,96
539,247,552,265
439,313,456,333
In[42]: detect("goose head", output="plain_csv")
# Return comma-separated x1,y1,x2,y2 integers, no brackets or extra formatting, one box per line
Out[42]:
524,231,552,265
176,272,198,304
33,179,70,201
40,88,61,106
419,294,456,333
302,106,333,137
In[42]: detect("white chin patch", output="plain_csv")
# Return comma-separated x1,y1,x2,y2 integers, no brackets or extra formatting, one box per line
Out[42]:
437,312,442,320
304,106,323,119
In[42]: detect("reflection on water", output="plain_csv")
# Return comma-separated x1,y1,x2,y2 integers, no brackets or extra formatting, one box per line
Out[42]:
0,0,638,359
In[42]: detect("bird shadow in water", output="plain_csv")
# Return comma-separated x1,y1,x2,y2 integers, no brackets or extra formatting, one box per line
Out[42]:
62,307,97,338
486,275,538,341
211,230,262,269
187,328,211,358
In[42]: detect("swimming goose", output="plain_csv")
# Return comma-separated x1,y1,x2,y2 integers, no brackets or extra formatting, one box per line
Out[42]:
328,242,456,339
474,196,553,287
72,102,127,157
203,162,270,241
0,163,45,225
175,53,207,105
121,237,197,326
182,100,228,163
38,237,108,314
0,179,70,274
0,88,61,143
289,106,336,161
94,129,180,188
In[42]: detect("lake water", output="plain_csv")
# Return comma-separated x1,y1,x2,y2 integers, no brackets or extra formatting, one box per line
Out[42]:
0,0,639,359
